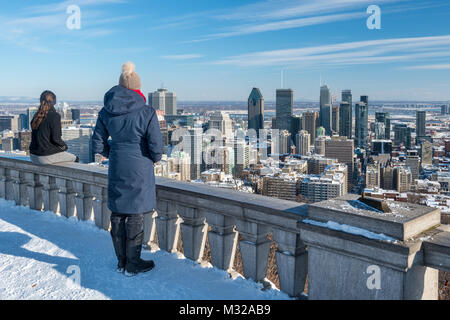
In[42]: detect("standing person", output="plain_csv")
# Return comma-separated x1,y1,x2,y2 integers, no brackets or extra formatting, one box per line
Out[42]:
92,62,164,276
29,90,78,165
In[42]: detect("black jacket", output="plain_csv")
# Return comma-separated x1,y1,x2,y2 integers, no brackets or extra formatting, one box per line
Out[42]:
29,107,68,156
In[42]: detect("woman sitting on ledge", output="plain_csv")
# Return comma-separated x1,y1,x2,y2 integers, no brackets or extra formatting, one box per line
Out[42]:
29,90,78,165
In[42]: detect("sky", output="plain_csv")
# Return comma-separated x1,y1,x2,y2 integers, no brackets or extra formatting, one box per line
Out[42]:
0,0,449,102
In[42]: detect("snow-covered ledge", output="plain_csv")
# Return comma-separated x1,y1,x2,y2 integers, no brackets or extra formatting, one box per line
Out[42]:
0,156,449,300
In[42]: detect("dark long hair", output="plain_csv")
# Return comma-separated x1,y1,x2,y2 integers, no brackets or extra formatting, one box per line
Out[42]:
31,91,56,130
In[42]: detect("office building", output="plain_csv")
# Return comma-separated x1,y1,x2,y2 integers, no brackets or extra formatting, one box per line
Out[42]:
325,136,354,185
406,152,420,182
375,112,391,140
302,111,318,144
248,88,264,137
339,102,352,139
314,136,327,156
416,111,426,143
372,140,393,156
320,85,332,135
0,115,19,132
394,124,412,149
63,127,93,163
332,105,340,134
366,163,381,189
149,88,177,115
209,111,233,139
355,102,368,149
296,130,310,156
275,89,294,133
71,109,81,124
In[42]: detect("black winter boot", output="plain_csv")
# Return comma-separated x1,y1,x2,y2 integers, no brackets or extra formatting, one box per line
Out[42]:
124,215,155,277
110,214,127,273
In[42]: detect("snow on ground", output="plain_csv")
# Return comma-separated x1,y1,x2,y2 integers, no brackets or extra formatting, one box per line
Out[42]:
0,199,290,300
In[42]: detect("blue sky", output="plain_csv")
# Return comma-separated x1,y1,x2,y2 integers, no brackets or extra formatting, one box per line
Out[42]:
0,0,449,101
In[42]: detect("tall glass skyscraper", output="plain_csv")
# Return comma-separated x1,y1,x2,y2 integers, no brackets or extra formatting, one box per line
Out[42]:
275,89,293,133
320,85,332,135
339,102,352,139
248,88,264,137
416,111,426,138
375,112,391,140
355,102,368,148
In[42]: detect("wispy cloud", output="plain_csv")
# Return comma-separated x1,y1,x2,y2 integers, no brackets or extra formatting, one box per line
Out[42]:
189,12,364,42
403,63,450,70
0,0,128,53
162,54,204,60
212,35,450,68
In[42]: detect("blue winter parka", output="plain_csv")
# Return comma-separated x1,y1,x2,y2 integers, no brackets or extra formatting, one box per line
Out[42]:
92,85,164,214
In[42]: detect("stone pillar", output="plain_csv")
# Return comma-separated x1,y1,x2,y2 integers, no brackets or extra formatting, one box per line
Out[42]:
92,185,111,231
155,199,179,252
24,172,43,211
40,175,59,213
56,178,76,218
235,220,271,282
272,229,308,297
73,182,93,221
178,205,206,262
205,211,237,271
299,222,439,300
11,169,27,206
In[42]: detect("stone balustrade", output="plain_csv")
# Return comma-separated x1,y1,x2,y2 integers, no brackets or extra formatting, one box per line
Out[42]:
0,156,449,300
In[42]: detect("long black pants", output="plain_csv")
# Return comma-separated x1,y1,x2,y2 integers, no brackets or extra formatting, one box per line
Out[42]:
110,213,145,266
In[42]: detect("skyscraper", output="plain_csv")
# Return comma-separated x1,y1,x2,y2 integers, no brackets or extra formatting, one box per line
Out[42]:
394,124,412,149
71,109,81,124
322,104,332,136
149,88,177,115
296,130,310,156
0,115,19,132
355,102,368,149
339,102,352,139
332,105,340,135
275,89,293,133
302,111,318,144
416,111,426,142
375,112,391,140
27,107,38,130
63,127,93,163
325,136,354,186
320,85,332,135
342,90,352,107
360,95,369,105
247,88,264,137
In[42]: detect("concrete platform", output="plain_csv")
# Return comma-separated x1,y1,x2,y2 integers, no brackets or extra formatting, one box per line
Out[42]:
308,194,441,241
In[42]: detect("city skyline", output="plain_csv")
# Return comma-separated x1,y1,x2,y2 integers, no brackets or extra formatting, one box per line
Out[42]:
0,0,449,101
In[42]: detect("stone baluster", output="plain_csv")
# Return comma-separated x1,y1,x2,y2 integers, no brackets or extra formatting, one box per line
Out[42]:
91,185,111,231
177,205,206,262
143,210,157,246
272,229,308,297
40,175,59,213
5,169,14,201
56,178,76,218
24,172,43,211
73,182,93,221
0,168,6,199
205,211,237,271
155,199,179,252
235,220,271,282
11,169,27,206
